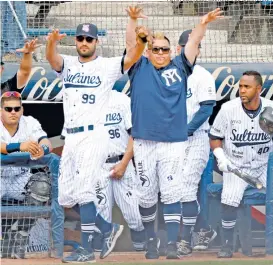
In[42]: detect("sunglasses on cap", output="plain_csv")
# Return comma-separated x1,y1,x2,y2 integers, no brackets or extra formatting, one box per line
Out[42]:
151,47,170,54
76,36,95,43
1,91,21,99
4,106,22,112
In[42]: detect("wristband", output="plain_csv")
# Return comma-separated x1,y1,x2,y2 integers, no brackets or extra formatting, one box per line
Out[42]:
6,143,21,153
41,144,50,155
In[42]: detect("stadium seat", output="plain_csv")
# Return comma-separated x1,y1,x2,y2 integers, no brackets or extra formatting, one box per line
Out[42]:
203,152,273,256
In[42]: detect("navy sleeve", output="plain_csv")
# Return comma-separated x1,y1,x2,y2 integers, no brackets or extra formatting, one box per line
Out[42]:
188,101,215,136
173,48,195,77
128,56,145,82
1,73,20,93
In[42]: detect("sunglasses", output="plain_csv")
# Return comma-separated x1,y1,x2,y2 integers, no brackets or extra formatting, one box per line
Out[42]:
76,36,95,43
1,91,21,99
152,47,170,54
4,106,22,112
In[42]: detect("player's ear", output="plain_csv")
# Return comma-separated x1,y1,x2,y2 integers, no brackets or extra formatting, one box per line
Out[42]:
95,39,99,45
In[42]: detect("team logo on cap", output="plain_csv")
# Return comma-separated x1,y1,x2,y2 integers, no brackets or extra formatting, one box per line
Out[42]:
82,24,89,32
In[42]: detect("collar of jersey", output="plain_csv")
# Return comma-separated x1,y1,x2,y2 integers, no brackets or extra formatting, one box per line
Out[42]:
78,55,99,64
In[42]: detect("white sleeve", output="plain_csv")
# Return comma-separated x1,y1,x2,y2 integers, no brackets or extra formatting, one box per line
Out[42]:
122,94,132,130
209,105,228,139
29,117,47,141
105,56,124,82
53,55,73,79
197,69,216,103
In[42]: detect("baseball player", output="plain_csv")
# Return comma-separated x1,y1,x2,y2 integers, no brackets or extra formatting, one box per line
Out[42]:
94,90,145,251
176,30,217,255
1,39,40,94
46,6,148,263
0,91,53,258
128,8,223,259
209,70,273,258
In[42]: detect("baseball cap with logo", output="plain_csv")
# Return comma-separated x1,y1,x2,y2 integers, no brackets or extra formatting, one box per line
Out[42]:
178,29,201,48
76,23,98,39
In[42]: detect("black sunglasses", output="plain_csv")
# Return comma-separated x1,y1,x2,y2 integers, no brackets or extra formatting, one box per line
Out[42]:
4,106,22,112
152,47,170,54
76,36,95,43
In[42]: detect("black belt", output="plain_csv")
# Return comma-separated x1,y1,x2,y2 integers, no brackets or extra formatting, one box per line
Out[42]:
105,155,124,163
66,125,94,134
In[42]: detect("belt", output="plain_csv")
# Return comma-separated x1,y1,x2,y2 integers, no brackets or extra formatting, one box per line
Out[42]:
66,125,94,134
105,155,124,163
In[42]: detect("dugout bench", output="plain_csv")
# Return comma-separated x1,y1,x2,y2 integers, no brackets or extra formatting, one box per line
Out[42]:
202,152,273,256
0,152,64,258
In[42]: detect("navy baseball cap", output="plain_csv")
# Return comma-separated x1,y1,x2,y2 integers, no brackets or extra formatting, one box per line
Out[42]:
76,23,98,39
178,29,201,48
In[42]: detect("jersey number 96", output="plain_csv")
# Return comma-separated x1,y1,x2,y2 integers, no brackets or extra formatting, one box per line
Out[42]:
82,93,96,104
109,129,120,139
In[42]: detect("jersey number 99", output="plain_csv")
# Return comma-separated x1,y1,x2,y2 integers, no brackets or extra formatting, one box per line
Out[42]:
82,93,96,104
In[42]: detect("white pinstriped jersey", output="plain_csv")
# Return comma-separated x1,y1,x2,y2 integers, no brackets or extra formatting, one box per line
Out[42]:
210,97,273,170
56,55,124,130
1,116,47,177
186,65,216,131
105,90,131,157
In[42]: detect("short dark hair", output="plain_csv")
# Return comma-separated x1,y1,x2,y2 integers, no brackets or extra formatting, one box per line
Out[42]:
242,71,263,86
1,96,22,107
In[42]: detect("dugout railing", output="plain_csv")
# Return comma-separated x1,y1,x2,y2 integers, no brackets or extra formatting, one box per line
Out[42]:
0,152,64,258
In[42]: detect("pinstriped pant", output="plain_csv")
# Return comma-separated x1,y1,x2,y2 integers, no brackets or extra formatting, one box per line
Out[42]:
58,128,109,208
222,166,267,207
180,131,210,202
95,160,144,231
133,139,187,208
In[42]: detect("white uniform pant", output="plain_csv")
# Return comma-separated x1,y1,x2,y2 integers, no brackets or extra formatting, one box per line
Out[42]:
180,131,210,202
58,128,108,207
96,160,144,231
221,166,267,207
133,139,187,208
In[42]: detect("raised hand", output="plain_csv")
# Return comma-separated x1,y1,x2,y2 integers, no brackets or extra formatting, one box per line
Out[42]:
126,5,148,19
16,39,41,54
201,8,224,24
46,29,67,42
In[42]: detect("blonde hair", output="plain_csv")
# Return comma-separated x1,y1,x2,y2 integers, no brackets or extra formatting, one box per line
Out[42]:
153,32,166,40
151,32,170,47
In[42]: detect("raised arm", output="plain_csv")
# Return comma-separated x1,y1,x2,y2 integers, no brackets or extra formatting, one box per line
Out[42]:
185,8,224,64
46,29,67,72
125,6,147,52
16,39,40,89
123,6,151,71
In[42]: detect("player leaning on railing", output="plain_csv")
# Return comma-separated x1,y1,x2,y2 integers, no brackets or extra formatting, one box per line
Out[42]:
0,91,64,258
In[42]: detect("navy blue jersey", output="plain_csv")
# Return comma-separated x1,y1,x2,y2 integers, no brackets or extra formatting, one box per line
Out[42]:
128,50,193,142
